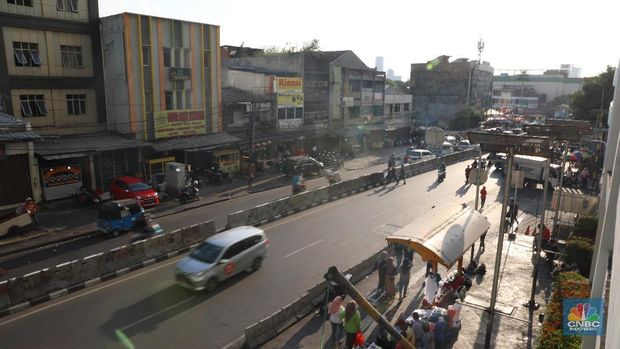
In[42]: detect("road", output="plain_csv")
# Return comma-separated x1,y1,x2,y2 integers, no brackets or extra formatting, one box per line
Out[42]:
0,159,395,280
0,159,497,349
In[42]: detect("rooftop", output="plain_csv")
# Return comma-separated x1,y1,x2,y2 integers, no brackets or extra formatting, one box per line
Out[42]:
0,112,40,142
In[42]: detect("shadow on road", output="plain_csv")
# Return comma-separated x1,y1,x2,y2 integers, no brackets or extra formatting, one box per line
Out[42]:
427,181,440,192
455,184,471,197
99,272,248,341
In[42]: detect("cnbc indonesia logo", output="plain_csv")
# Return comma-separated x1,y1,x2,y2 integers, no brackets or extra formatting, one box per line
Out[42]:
564,299,604,336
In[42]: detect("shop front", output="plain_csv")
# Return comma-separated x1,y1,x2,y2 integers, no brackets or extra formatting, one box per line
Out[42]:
35,134,149,199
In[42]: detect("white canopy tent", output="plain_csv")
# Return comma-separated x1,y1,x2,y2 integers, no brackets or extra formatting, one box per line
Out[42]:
386,204,491,271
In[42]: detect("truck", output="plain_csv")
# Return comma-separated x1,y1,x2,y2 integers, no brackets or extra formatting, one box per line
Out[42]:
505,155,561,188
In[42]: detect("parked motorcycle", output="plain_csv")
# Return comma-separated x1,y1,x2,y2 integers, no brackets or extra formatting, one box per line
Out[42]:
178,181,200,203
74,186,100,206
205,165,233,185
324,169,342,185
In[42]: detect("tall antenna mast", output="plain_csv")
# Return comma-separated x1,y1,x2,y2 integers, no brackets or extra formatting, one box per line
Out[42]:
477,38,485,64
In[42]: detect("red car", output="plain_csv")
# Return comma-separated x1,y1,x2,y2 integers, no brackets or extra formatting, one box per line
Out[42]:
110,176,160,207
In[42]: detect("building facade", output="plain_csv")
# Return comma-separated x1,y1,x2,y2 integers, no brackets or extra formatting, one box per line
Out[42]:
100,13,222,141
410,55,493,128
225,51,386,153
492,73,583,105
0,0,106,134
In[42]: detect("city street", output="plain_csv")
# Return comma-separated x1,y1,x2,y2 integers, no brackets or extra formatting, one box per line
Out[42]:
0,160,493,349
0,149,408,280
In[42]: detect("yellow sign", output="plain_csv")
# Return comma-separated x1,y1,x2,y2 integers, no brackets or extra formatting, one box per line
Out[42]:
154,109,206,139
276,77,303,92
277,93,304,106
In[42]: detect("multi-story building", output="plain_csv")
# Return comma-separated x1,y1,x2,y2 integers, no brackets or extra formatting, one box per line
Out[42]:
492,72,582,106
0,0,146,200
0,112,40,208
410,55,493,128
100,13,239,177
225,51,386,153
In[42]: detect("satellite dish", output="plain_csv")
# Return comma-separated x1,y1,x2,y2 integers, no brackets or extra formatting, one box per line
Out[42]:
425,127,445,146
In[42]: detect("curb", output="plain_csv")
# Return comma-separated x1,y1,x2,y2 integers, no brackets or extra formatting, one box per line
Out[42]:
0,242,200,318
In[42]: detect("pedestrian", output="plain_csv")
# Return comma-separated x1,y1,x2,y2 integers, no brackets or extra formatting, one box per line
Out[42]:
384,256,397,299
434,316,447,349
480,230,487,252
398,259,412,300
480,186,487,208
425,261,433,277
472,160,478,168
465,165,471,184
481,160,486,170
404,246,414,264
411,312,425,348
376,251,388,295
340,300,362,349
388,153,396,168
396,162,406,185
386,166,397,184
421,322,433,349
328,296,345,346
24,197,38,230
247,162,256,189
394,243,404,269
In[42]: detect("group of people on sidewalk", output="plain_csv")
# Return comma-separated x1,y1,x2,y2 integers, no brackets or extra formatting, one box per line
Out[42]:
385,153,407,185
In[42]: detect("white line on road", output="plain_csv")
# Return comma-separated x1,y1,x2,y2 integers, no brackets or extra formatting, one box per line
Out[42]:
283,240,323,258
120,296,196,331
0,257,181,327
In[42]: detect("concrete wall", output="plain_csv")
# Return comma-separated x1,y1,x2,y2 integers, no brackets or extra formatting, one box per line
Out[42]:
0,220,216,311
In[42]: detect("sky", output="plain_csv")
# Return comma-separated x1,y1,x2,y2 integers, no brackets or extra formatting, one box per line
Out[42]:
100,0,620,79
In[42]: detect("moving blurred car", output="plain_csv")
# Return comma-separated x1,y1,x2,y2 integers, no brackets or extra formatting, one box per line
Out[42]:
406,148,436,161
281,156,324,177
175,226,269,291
110,176,160,207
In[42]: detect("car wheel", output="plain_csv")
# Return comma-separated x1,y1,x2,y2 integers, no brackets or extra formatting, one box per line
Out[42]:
205,277,218,292
112,230,120,237
251,257,263,271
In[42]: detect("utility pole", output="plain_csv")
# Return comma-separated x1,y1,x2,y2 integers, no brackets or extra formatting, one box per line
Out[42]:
485,148,513,348
552,142,568,239
524,158,551,310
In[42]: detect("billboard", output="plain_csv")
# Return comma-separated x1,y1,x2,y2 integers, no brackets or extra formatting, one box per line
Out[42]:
279,118,303,130
277,94,304,106
154,109,206,139
276,77,303,93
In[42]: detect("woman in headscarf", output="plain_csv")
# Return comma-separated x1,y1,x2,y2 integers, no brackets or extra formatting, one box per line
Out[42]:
340,300,362,349
328,296,345,346
384,256,397,299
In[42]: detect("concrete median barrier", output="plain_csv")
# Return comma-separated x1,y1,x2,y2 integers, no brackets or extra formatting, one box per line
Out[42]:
271,303,298,334
1,220,216,316
245,317,276,349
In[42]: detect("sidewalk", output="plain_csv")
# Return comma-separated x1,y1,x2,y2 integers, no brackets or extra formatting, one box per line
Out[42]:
263,191,551,349
0,146,410,255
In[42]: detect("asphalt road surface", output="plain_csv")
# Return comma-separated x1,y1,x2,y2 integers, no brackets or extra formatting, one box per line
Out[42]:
0,160,500,349
0,158,401,280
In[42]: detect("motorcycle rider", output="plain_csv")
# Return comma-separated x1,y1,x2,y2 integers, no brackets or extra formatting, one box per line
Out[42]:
439,161,446,174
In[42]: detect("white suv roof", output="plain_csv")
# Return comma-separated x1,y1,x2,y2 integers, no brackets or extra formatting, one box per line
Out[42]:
206,226,265,247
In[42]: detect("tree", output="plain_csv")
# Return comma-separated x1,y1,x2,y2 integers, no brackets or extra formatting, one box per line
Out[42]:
449,108,484,130
569,66,615,126
263,38,320,56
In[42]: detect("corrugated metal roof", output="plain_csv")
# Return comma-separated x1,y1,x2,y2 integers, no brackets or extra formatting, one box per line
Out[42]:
0,112,41,142
152,132,242,152
35,134,149,156
222,87,272,103
227,65,297,77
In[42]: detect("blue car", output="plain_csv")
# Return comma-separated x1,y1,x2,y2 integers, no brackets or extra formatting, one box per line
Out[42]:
96,199,145,237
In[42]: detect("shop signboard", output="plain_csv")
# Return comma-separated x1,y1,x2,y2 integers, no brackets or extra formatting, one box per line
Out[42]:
154,109,206,139
169,67,191,80
41,165,82,200
279,118,303,130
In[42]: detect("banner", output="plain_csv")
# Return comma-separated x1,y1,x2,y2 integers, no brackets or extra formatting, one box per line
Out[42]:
276,93,304,106
275,77,303,93
42,165,81,188
154,109,206,139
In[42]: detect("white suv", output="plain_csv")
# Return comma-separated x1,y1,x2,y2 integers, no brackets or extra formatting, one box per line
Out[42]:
407,149,436,161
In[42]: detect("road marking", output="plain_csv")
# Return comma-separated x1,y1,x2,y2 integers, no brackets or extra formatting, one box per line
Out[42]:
120,295,197,331
0,257,181,327
283,240,323,258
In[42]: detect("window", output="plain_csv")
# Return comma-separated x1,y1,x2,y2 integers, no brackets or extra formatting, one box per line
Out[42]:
7,0,33,7
60,45,83,68
349,79,360,92
56,0,64,10
184,48,191,68
69,0,78,12
174,48,181,68
163,48,171,67
222,242,243,259
142,46,150,66
362,80,373,89
175,90,183,109
278,108,286,120
403,103,410,111
20,95,47,117
286,107,295,119
185,90,192,109
203,50,210,68
164,91,173,110
295,107,303,118
13,42,40,67
66,94,86,115
394,104,401,113
144,91,153,114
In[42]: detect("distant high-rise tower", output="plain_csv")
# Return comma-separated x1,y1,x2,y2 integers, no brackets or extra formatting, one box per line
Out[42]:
375,56,384,71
